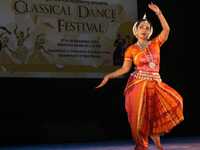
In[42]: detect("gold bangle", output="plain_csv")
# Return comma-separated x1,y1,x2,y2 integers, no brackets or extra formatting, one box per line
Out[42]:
156,11,162,16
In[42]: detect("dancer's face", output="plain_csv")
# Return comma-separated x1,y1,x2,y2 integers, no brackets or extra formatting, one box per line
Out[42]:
136,21,151,40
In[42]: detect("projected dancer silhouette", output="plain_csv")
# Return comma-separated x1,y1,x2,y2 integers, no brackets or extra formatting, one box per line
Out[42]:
0,26,21,64
113,33,126,66
96,3,183,150
27,33,54,64
14,25,30,64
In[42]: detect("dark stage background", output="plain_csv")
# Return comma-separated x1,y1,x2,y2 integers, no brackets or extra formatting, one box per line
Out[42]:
0,0,194,146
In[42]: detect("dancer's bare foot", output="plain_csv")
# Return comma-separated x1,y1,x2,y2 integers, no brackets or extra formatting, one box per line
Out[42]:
150,135,164,150
156,144,164,150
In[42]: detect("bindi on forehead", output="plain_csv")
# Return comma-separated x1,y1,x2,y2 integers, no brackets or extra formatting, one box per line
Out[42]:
139,22,151,28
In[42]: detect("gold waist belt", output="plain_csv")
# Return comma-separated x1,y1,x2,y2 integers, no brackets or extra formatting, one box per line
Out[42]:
132,70,162,81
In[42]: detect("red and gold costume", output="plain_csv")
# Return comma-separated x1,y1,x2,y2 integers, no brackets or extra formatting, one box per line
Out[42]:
124,35,184,150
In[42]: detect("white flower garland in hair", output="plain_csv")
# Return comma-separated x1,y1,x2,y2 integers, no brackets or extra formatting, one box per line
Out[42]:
132,13,153,39
132,21,138,37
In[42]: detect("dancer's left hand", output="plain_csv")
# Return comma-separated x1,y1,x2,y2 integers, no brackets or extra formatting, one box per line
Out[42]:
148,2,161,14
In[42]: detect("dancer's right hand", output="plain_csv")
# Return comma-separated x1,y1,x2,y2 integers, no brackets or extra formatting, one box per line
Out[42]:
95,75,110,89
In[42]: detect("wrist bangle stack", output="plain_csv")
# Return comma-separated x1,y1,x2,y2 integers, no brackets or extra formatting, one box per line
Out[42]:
156,11,162,16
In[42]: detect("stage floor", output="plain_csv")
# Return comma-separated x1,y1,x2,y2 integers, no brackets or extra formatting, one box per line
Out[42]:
0,137,200,150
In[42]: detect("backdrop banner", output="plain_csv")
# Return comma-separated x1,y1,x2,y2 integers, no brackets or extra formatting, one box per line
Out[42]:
0,0,137,78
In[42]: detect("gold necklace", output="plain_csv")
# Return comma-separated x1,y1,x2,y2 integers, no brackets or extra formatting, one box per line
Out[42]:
136,41,148,50
145,48,156,69
137,41,156,69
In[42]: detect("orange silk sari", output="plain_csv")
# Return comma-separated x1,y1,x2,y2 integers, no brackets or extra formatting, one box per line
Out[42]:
124,35,184,149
